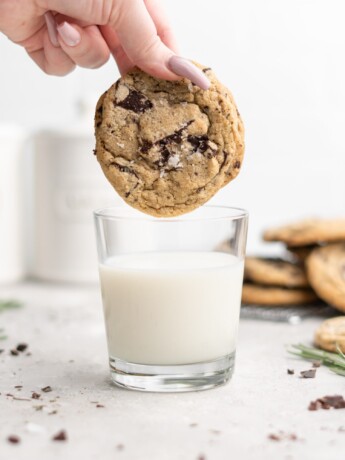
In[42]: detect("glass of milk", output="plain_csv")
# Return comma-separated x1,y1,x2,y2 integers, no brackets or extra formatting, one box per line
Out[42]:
94,205,248,392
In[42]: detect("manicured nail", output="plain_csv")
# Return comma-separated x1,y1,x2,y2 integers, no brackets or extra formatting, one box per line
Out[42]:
44,12,59,47
168,56,211,90
57,21,81,47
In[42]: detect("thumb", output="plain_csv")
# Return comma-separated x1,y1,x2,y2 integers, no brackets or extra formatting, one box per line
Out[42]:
113,0,176,80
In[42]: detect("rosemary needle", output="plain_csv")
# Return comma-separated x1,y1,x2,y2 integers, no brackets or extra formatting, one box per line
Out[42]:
289,344,345,377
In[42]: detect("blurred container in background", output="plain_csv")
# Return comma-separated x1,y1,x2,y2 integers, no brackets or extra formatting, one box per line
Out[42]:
0,125,28,283
32,98,119,283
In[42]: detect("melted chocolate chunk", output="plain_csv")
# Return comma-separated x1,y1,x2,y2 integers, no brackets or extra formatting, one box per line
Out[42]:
116,90,153,113
114,163,139,179
234,160,241,169
187,135,210,154
140,121,194,167
202,67,211,73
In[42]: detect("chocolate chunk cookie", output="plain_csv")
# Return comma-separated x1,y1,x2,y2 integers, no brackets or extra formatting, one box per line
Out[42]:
286,245,317,262
306,243,345,312
244,256,309,288
315,316,345,353
94,65,244,217
263,218,345,247
242,283,318,306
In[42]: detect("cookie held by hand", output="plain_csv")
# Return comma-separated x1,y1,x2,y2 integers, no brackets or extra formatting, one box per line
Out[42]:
94,65,244,217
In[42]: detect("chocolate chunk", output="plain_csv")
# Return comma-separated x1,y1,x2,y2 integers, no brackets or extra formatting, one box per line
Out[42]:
41,386,52,393
52,430,67,441
234,160,241,169
287,369,294,375
202,67,212,73
187,135,210,154
312,360,321,368
114,163,138,179
93,149,97,156
268,434,281,441
7,435,20,444
116,90,153,113
308,395,345,411
96,404,104,408
300,369,316,378
16,343,27,352
31,392,41,400
10,349,19,356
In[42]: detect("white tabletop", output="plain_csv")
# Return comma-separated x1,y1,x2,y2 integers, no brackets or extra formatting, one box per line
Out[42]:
1,282,344,460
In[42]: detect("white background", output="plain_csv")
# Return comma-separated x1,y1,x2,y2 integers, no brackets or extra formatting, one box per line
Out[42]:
0,0,345,253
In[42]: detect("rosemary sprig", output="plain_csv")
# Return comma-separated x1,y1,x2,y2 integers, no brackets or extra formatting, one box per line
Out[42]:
0,300,22,313
289,344,345,377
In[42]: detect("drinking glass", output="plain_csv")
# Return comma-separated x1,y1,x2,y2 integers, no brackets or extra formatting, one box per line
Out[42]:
94,205,248,392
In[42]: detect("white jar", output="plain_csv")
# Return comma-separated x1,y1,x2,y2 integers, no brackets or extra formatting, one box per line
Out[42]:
32,100,119,282
0,125,28,284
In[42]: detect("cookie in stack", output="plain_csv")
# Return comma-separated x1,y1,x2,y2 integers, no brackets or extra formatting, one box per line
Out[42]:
242,256,318,306
246,217,345,311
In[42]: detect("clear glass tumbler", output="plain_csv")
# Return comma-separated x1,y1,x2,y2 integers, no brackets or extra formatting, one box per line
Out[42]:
94,205,248,392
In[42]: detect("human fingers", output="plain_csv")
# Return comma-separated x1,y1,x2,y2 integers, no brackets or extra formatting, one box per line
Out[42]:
100,25,133,75
56,20,110,69
144,0,179,53
28,27,75,75
115,0,210,88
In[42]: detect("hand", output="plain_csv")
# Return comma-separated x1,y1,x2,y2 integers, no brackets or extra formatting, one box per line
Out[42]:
0,0,210,88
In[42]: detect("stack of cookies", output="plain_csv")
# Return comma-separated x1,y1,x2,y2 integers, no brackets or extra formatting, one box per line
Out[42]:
242,218,345,311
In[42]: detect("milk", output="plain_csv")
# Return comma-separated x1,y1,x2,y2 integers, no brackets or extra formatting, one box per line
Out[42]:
99,252,244,365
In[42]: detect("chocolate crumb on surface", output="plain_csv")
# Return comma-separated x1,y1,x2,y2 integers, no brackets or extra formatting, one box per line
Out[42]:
308,395,345,411
14,385,23,389
16,343,28,352
0,349,4,354
312,360,321,368
287,369,295,375
52,430,67,441
41,386,52,393
96,404,105,408
300,369,316,379
268,432,298,442
10,349,19,356
31,392,41,400
7,435,20,444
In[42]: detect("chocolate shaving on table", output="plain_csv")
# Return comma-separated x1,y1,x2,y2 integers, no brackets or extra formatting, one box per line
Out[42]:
309,395,345,411
16,343,28,352
41,386,52,393
10,349,19,356
31,392,41,399
287,369,295,375
7,435,20,444
52,430,67,441
300,369,316,379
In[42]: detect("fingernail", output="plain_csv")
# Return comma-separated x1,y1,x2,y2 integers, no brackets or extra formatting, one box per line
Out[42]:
168,56,211,90
44,12,59,47
57,21,81,47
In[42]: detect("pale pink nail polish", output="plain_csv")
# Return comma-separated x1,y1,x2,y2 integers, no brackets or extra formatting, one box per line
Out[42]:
44,12,59,47
57,22,81,47
168,56,211,90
